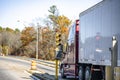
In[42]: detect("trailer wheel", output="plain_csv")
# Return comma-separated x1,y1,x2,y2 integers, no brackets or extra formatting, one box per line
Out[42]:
85,67,91,80
78,66,84,80
61,67,66,78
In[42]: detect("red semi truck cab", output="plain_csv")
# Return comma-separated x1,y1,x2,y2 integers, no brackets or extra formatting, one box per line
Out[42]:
59,20,79,78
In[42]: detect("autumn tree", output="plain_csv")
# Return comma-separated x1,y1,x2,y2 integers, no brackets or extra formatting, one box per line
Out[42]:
48,5,71,33
21,27,36,46
48,5,71,51
55,15,71,44
39,27,55,60
20,27,36,57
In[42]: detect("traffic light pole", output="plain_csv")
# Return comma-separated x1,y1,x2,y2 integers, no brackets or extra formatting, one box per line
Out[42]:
55,59,58,80
55,32,62,80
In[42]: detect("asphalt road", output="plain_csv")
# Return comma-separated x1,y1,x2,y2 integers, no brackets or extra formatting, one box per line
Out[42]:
0,56,74,80
0,56,56,80
0,56,55,74
0,56,34,80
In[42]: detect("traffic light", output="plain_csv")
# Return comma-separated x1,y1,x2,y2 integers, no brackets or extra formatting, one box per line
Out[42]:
55,33,61,46
55,33,63,60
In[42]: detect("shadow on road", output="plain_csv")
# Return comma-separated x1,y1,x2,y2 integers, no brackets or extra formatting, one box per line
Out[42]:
31,72,75,80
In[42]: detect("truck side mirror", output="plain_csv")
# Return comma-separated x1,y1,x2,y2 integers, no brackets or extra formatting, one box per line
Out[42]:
63,52,66,54
62,52,67,58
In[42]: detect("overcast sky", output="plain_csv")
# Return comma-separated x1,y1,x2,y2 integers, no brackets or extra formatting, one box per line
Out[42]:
0,0,102,30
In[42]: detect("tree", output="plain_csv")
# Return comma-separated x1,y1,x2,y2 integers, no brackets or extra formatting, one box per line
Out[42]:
6,27,14,32
48,5,59,29
40,27,55,60
0,27,21,56
48,5,71,32
20,27,36,57
0,26,2,31
40,5,72,60
21,27,36,46
48,5,59,17
48,5,71,43
15,28,20,32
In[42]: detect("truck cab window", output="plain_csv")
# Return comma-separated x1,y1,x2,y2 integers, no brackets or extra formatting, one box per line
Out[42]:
68,24,75,46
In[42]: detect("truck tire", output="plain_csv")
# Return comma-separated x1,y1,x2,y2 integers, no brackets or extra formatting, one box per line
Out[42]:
85,67,91,80
78,66,84,80
61,68,66,78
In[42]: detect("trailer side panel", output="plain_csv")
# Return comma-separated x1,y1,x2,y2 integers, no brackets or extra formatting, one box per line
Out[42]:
79,0,120,66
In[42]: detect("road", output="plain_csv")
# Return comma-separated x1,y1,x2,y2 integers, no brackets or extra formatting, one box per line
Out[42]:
0,56,74,80
0,56,35,80
0,56,56,80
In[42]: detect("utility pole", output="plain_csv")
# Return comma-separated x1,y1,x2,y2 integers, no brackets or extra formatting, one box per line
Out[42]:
36,23,39,60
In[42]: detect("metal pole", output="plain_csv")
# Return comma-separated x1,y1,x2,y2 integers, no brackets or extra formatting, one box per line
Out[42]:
111,36,118,80
55,59,58,80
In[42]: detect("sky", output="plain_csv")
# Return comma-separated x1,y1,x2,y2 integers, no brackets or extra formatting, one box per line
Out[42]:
0,0,102,31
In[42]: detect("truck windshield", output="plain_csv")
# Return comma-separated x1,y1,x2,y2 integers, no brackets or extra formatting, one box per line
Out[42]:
68,24,75,46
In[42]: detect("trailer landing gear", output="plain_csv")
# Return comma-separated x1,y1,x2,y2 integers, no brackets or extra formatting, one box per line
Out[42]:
85,67,91,80
78,66,84,80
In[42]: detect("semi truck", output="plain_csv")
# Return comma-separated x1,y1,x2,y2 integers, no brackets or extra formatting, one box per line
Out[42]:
59,0,120,80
